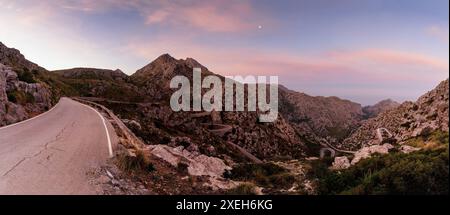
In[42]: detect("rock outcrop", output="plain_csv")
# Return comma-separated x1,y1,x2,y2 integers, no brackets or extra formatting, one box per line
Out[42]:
350,143,394,165
1,42,54,126
146,144,231,177
331,156,351,170
1,63,52,126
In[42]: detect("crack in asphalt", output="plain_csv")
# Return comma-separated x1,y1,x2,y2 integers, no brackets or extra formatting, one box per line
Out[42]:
2,122,75,177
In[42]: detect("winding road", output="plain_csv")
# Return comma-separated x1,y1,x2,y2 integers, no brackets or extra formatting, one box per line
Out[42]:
0,98,118,194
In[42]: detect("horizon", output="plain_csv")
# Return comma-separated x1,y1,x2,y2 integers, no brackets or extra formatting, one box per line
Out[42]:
1,0,448,105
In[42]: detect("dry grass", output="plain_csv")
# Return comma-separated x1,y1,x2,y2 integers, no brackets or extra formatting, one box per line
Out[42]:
226,183,259,195
116,148,154,173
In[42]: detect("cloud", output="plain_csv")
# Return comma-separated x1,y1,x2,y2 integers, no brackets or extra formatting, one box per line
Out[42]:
427,25,449,44
142,0,264,32
327,49,449,72
10,0,268,33
57,0,140,12
125,36,448,80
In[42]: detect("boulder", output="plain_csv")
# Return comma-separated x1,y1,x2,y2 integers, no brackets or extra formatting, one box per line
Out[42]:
331,156,350,170
400,145,421,154
147,144,231,178
351,144,394,165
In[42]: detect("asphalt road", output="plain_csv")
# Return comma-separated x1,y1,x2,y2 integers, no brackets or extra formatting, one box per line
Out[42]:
0,97,118,194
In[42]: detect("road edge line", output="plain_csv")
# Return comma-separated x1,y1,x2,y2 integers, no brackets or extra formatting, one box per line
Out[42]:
80,103,114,158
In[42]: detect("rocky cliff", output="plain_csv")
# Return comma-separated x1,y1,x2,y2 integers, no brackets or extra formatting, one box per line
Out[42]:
1,42,54,126
0,63,52,126
342,79,449,150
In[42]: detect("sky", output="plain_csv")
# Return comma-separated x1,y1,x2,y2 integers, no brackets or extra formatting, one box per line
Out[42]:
0,0,448,105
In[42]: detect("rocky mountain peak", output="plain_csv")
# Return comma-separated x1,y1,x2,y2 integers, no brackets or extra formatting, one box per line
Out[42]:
184,57,208,71
132,54,179,80
131,54,214,86
362,99,400,119
155,53,178,64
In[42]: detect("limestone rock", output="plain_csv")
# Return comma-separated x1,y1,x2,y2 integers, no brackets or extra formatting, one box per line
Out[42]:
400,145,421,154
331,156,351,170
147,144,231,178
351,144,394,165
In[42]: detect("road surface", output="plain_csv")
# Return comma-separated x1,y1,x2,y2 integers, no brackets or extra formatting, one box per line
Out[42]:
0,97,118,194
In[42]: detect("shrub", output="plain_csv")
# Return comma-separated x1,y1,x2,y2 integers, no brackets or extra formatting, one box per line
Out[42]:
17,68,36,83
6,90,35,104
226,183,258,195
227,163,295,189
116,149,154,173
405,130,448,150
176,162,189,175
312,136,449,195
7,91,17,103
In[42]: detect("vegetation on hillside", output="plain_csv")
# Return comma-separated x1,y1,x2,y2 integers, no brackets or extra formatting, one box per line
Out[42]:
15,67,36,83
6,90,35,105
311,131,449,195
226,163,296,189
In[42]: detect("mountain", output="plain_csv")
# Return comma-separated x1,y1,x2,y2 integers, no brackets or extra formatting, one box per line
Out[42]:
130,54,368,151
279,88,364,145
128,54,307,159
52,67,143,102
54,68,128,82
130,54,216,102
342,79,449,150
362,99,400,119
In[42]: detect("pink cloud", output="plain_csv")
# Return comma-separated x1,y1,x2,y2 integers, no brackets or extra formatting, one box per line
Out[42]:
142,0,265,32
427,25,449,44
58,0,140,12
146,10,170,24
327,49,449,72
3,0,270,33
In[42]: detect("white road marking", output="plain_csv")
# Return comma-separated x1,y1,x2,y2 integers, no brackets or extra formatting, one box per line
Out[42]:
79,103,114,158
0,100,59,131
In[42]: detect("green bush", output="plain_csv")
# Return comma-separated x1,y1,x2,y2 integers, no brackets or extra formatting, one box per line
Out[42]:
226,183,258,195
6,90,35,104
227,163,295,189
312,137,449,195
17,68,36,83
7,91,17,103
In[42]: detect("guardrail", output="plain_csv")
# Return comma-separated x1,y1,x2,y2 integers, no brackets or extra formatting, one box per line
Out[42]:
72,97,145,150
